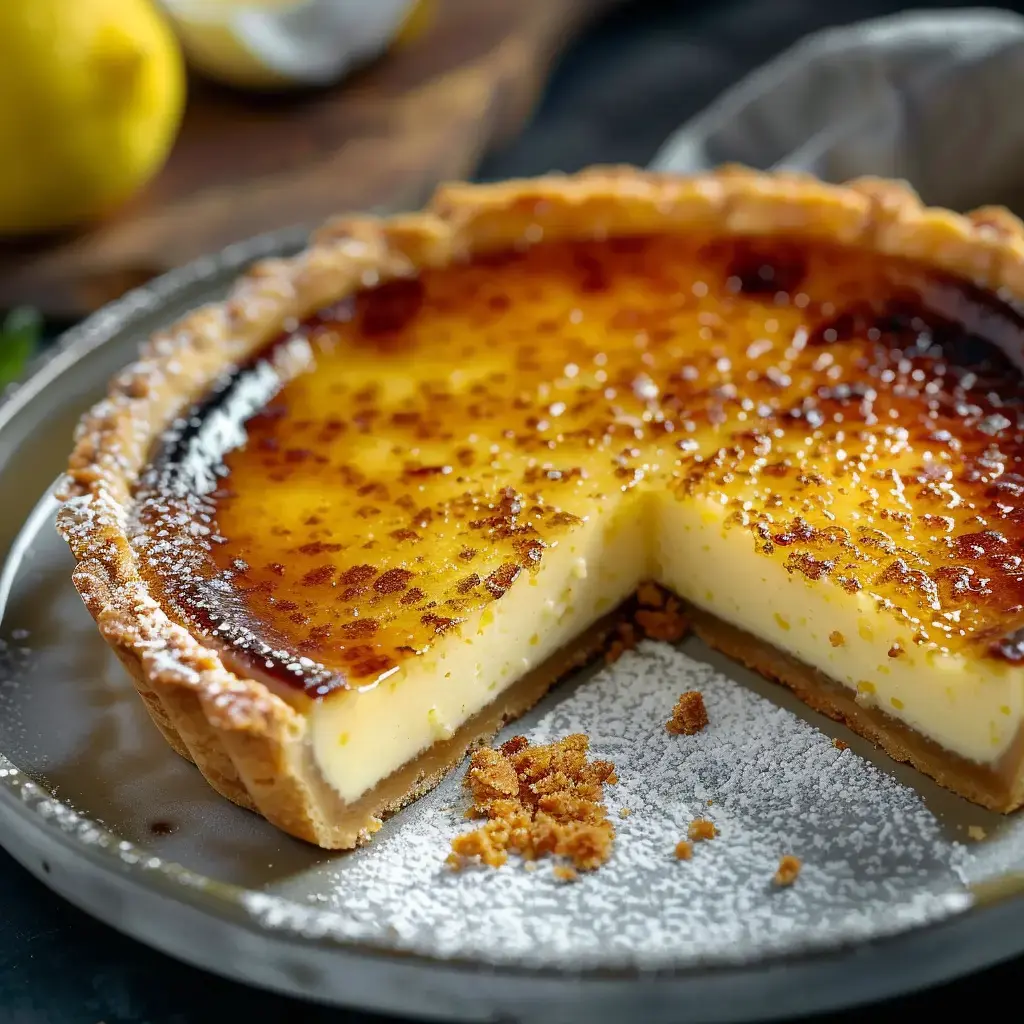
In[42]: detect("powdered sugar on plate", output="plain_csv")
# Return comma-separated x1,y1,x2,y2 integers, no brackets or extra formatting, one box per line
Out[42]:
262,641,973,969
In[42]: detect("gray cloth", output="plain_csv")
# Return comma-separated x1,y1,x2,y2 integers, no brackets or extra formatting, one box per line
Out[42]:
652,8,1024,212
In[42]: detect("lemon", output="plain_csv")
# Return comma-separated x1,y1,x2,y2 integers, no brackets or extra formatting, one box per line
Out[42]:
0,0,186,235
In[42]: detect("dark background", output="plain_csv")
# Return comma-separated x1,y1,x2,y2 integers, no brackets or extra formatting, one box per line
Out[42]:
6,1,1023,1021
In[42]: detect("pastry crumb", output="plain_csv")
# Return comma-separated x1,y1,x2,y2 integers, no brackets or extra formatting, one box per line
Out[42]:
619,807,632,819
674,840,693,860
706,798,713,806
829,630,845,647
448,733,617,873
687,817,717,841
553,865,579,883
636,581,665,608
967,825,987,841
773,855,802,887
832,738,849,751
666,690,708,735
635,604,690,643
605,585,690,661
605,621,638,664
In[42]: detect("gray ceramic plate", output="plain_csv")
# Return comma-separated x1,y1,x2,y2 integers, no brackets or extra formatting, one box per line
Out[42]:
4,232,1024,1024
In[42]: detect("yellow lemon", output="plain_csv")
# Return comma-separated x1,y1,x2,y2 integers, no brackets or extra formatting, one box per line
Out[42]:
0,0,186,235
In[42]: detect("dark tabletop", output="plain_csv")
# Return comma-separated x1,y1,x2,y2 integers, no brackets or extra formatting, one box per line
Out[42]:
7,1,1024,1021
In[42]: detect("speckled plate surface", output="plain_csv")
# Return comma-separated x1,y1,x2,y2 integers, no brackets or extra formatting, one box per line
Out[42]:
4,233,1024,1023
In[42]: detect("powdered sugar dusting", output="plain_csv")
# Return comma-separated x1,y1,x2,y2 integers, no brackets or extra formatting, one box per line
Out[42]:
254,641,972,968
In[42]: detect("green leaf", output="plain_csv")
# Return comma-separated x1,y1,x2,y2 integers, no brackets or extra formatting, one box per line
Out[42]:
0,307,42,387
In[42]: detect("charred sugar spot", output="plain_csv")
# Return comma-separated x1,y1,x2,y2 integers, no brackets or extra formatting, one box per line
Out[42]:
771,517,815,547
360,277,425,337
875,559,939,606
457,573,481,594
422,613,459,634
786,552,836,580
516,537,546,565
304,623,333,647
548,511,582,527
339,618,379,639
485,562,522,598
301,565,335,586
338,565,376,586
374,568,415,594
573,249,610,293
297,541,343,556
953,530,1008,559
725,242,806,297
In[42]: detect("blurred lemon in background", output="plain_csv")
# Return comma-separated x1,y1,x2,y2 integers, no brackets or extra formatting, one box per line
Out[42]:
160,0,429,91
0,0,186,235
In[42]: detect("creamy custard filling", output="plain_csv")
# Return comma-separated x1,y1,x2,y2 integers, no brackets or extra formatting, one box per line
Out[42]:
131,231,1024,809
655,497,1023,768
313,492,1023,804
311,499,645,802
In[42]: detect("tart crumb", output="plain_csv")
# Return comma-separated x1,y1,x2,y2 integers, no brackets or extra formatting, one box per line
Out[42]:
674,840,693,860
687,817,717,841
553,865,579,883
636,581,665,608
635,603,690,643
967,825,987,841
829,630,845,647
448,733,617,872
773,855,802,887
619,807,632,819
832,738,849,751
605,621,638,664
666,690,708,735
605,585,691,662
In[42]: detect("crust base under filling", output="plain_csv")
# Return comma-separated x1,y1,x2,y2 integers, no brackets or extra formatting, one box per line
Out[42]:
133,596,1021,848
684,606,1024,814
134,616,616,849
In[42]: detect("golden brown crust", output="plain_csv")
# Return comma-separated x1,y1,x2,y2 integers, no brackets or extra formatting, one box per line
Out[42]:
56,166,1024,848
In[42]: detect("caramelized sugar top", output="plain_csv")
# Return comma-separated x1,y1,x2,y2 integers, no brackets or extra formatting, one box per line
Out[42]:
132,234,1024,696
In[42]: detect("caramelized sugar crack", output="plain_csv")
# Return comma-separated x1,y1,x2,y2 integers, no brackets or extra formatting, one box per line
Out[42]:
447,733,617,872
132,234,1024,696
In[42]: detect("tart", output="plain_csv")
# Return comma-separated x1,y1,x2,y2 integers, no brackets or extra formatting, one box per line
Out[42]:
58,167,1024,849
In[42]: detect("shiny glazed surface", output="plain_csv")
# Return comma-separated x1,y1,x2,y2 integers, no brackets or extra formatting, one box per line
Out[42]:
132,234,1024,696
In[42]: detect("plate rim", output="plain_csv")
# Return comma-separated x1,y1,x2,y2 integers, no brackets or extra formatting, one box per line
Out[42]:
2,228,1024,1021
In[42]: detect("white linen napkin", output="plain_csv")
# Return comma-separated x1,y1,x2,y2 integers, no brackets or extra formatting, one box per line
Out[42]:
652,9,1024,212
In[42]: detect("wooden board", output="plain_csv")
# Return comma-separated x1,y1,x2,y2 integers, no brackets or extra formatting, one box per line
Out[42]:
0,0,613,317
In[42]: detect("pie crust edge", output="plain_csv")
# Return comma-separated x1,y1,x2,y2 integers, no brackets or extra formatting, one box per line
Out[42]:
55,165,1024,848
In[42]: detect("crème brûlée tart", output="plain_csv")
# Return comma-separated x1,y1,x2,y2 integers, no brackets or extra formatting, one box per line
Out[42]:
58,167,1024,848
